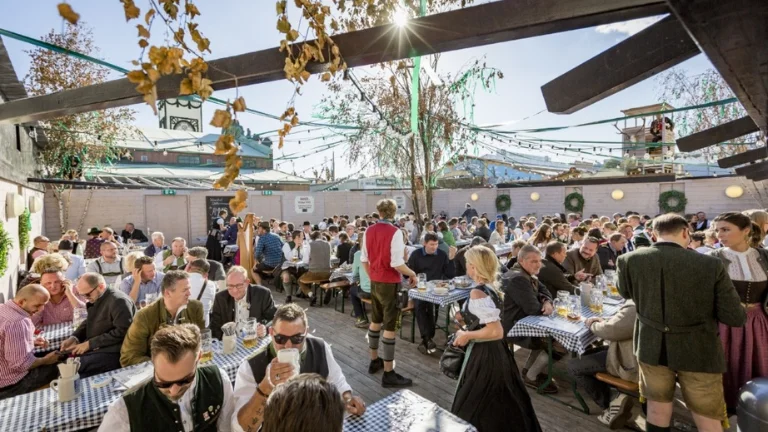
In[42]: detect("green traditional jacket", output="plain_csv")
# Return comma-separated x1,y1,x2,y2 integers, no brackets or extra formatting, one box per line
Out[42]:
617,242,746,373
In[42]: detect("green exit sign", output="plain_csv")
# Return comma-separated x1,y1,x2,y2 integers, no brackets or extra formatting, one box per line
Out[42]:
262,190,273,196
162,189,176,195
373,191,383,196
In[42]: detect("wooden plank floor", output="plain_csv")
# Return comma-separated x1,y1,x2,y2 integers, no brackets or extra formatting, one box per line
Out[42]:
271,289,683,432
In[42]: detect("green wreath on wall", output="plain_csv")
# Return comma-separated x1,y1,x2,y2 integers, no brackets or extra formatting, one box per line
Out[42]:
496,194,511,212
19,208,31,251
564,192,585,213
659,190,688,213
0,221,11,278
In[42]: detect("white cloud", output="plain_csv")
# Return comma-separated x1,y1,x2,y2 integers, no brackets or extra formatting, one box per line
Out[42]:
595,16,665,36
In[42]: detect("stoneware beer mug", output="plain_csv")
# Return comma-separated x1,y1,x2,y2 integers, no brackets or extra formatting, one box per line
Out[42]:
222,334,236,355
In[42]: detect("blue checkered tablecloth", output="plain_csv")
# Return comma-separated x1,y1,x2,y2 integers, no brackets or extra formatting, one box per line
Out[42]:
0,336,271,432
493,244,513,256
343,389,476,432
35,322,74,353
507,302,623,354
408,287,471,307
282,257,341,270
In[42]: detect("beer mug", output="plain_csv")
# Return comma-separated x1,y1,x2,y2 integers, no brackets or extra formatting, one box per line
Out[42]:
567,296,582,322
417,273,427,292
200,329,213,362
243,318,259,349
51,374,80,402
590,290,604,315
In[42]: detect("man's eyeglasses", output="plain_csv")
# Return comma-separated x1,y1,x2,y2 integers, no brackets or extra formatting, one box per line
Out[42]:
226,283,247,290
154,370,196,389
80,286,99,301
273,332,306,345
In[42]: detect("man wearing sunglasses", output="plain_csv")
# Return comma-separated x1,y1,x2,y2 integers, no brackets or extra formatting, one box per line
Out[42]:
233,304,366,431
60,273,135,378
100,324,235,432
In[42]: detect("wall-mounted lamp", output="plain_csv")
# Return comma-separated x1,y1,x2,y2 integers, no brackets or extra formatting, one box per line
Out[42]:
470,193,479,201
530,192,540,202
611,189,624,200
725,185,744,199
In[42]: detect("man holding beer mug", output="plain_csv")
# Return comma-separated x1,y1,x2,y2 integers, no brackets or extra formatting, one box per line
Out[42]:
233,304,365,432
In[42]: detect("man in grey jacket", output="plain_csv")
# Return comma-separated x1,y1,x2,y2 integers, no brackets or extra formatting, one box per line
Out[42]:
567,300,637,429
618,214,745,432
60,273,136,377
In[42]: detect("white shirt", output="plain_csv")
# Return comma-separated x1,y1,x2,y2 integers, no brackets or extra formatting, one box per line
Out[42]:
188,273,215,327
359,224,406,268
230,342,352,432
62,252,86,281
99,367,235,432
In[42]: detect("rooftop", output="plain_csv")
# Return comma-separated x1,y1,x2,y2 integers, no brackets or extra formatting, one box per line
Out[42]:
115,126,273,158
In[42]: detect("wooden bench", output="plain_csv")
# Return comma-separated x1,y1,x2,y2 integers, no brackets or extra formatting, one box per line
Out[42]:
320,280,351,313
300,275,330,307
595,372,640,395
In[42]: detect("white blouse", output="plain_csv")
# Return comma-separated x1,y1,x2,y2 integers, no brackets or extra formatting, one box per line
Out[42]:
468,296,501,324
720,248,767,282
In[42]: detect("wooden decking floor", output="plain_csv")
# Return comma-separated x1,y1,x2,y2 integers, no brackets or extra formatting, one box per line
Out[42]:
270,289,699,432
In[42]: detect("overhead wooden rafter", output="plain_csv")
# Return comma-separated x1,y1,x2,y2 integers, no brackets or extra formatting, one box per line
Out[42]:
735,160,768,177
667,0,768,135
717,146,768,168
541,15,699,114
0,0,667,125
676,116,759,152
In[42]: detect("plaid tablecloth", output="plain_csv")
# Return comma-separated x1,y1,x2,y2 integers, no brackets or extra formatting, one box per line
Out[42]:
408,287,471,307
343,389,476,432
35,322,74,353
0,336,271,432
507,302,622,354
281,257,341,270
493,244,514,256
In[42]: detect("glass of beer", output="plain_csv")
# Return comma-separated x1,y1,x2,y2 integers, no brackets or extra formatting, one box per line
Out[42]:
243,318,259,349
417,273,427,293
567,296,582,322
200,329,213,362
590,290,604,315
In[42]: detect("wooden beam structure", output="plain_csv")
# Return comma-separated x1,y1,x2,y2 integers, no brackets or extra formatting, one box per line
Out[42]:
541,15,699,114
735,160,768,177
749,170,768,181
676,116,759,152
667,0,768,135
717,146,768,168
0,0,667,125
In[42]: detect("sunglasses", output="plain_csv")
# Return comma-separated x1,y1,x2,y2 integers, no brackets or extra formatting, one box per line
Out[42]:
273,332,306,345
154,370,196,389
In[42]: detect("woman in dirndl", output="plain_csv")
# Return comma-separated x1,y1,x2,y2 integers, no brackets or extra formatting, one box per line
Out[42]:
710,212,768,413
451,246,542,432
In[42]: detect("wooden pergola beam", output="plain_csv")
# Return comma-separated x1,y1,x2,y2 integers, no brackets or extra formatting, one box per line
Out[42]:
735,160,768,176
541,15,698,114
677,116,759,152
667,0,768,135
717,146,768,168
0,0,667,125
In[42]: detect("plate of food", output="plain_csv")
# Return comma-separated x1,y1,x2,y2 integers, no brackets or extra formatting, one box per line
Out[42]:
452,277,473,289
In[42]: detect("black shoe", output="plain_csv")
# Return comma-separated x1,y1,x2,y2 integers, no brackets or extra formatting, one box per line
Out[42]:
523,375,558,394
426,339,437,354
382,370,413,388
309,297,318,307
285,296,292,304
417,341,429,355
323,290,333,305
368,358,384,374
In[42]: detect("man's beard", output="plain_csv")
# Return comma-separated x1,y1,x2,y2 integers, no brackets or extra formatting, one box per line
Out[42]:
164,385,191,402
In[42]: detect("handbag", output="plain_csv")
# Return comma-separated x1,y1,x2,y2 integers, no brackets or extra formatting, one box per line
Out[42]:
440,335,467,379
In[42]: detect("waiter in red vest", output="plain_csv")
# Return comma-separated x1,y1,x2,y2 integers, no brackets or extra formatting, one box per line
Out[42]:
360,199,417,388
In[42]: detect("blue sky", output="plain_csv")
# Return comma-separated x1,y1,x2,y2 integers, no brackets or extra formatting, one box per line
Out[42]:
0,1,716,178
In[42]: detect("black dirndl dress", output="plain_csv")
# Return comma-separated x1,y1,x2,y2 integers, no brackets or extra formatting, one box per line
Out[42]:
205,219,224,262
451,286,542,432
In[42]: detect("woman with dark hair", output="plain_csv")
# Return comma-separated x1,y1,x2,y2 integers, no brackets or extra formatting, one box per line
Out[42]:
587,228,606,246
570,226,587,250
709,212,768,413
438,220,456,247
335,233,353,266
528,224,552,251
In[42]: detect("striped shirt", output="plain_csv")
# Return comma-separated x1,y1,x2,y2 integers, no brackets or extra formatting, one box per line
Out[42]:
119,271,165,303
32,295,81,326
254,232,284,268
0,301,36,388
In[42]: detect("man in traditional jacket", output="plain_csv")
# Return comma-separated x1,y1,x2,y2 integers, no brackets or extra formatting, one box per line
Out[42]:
617,214,746,432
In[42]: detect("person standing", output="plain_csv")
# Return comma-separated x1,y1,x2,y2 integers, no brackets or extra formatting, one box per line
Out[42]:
617,214,746,432
709,212,768,413
694,211,710,232
451,246,542,432
360,199,417,388
461,203,478,223
0,285,60,400
206,209,228,262
60,273,135,377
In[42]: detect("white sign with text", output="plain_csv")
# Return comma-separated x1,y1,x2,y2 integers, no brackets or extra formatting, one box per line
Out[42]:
295,196,315,214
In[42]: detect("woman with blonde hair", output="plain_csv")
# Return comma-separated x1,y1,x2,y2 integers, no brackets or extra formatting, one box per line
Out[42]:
31,253,70,274
744,209,768,247
527,224,552,251
65,229,82,255
124,251,146,273
451,246,541,432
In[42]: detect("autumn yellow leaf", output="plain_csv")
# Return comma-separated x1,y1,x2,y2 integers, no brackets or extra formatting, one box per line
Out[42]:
136,24,150,38
185,2,201,19
229,191,248,214
287,29,299,42
120,0,141,21
173,28,185,45
180,78,194,95
232,97,247,113
210,109,232,129
143,87,158,114
331,45,340,57
278,136,285,149
214,134,235,154
198,78,213,100
146,68,160,82
126,70,146,84
291,116,299,126
161,0,179,19
131,60,140,66
276,16,291,34
321,72,331,82
276,0,287,14
300,70,311,82
57,3,80,25
189,58,207,73
144,9,155,25
138,39,149,48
